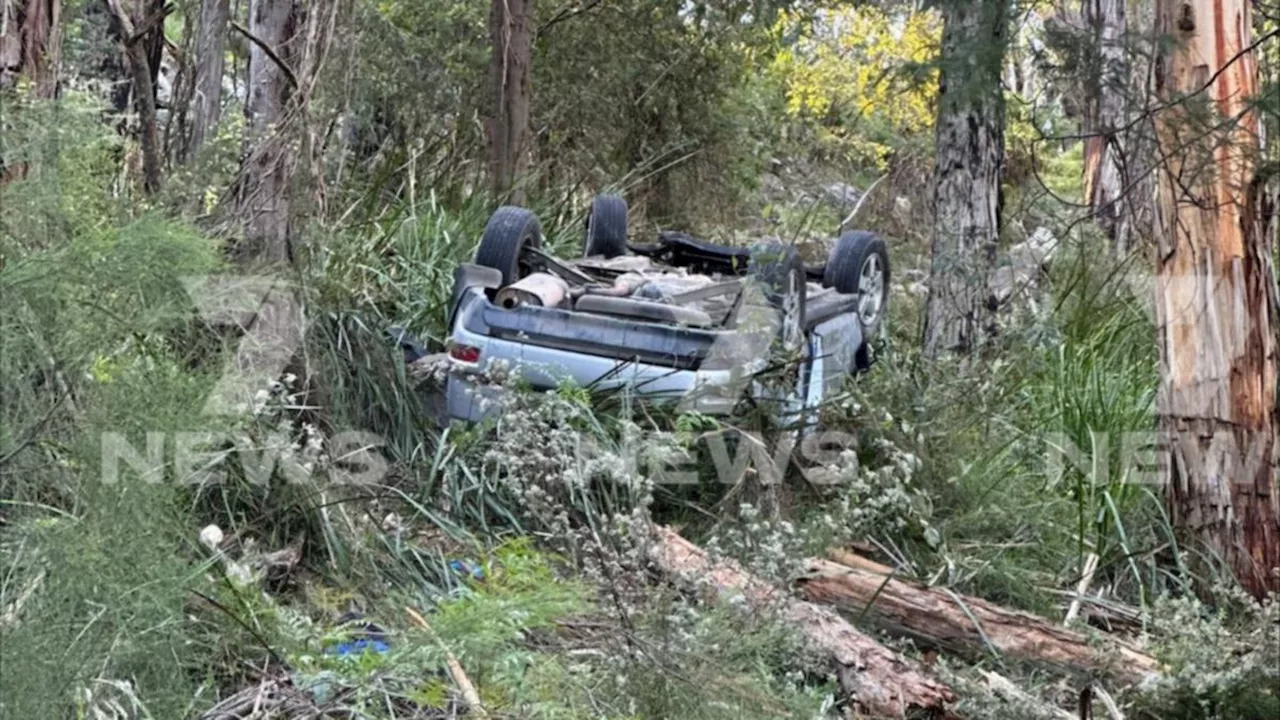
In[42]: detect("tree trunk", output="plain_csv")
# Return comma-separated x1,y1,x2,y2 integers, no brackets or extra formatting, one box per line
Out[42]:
1081,0,1131,254
649,527,957,718
187,0,229,158
487,0,533,205
125,34,161,193
922,0,1009,357
105,0,164,194
0,0,61,185
238,0,298,265
0,0,61,98
802,553,1161,686
1154,0,1280,600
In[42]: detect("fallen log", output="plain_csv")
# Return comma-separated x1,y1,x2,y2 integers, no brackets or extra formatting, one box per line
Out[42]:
802,554,1160,686
649,526,957,718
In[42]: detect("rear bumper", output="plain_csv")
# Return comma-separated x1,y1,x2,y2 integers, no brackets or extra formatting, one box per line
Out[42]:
445,328,753,422
443,285,762,421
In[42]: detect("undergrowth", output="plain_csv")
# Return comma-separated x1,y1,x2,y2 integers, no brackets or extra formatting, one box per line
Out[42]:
2,90,1274,720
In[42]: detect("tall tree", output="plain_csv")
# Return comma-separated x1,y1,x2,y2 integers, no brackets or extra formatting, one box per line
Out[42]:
0,0,61,98
237,0,299,264
187,0,230,158
1081,0,1131,254
1,0,61,185
487,0,533,205
1154,0,1279,599
922,0,1010,357
105,0,167,194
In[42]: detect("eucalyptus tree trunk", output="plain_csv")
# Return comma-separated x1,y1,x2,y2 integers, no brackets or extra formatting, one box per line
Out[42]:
187,0,230,158
125,31,162,193
1154,0,1280,600
0,0,61,184
487,0,533,205
104,0,165,193
1081,0,1131,254
0,0,61,98
922,0,1009,357
238,0,298,265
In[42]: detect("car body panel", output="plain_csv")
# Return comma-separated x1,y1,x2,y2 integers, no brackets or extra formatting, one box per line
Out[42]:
441,272,866,425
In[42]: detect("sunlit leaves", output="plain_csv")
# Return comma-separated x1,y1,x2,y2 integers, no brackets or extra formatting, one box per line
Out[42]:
770,6,941,166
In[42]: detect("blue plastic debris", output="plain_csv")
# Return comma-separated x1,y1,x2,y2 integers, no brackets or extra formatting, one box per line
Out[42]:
324,612,391,658
330,638,390,657
448,559,485,581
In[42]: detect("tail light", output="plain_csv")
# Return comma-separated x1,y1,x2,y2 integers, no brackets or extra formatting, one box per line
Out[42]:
447,342,481,364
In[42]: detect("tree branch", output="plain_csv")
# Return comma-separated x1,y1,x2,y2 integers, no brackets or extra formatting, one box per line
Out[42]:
1039,26,1280,144
230,18,299,90
537,0,606,36
0,390,69,468
125,2,174,47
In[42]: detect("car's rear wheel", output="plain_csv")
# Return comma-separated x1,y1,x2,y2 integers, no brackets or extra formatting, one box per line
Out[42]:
582,194,628,258
476,206,543,286
823,230,889,338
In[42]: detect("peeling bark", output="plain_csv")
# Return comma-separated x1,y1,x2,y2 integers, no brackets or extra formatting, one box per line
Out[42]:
1081,0,1132,253
0,0,61,185
801,555,1161,686
922,0,1009,357
188,0,230,158
649,527,957,718
1153,0,1280,600
0,0,61,98
487,0,533,205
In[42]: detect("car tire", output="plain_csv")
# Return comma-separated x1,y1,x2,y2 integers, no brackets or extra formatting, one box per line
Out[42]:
476,206,543,286
749,242,807,351
823,230,889,338
582,194,628,258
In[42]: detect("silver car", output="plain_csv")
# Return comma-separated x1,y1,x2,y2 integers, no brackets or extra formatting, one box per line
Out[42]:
419,195,888,430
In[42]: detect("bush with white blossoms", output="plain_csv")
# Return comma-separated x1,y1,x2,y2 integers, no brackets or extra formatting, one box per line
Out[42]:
809,437,933,548
231,373,329,484
473,382,683,616
1133,586,1280,718
705,502,815,584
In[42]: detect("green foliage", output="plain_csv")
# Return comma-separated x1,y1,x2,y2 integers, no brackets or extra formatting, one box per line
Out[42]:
1025,243,1163,594
1,510,211,719
339,0,490,204
771,5,940,169
822,229,1166,612
534,0,788,227
1,94,228,718
1134,589,1280,719
4,3,1275,717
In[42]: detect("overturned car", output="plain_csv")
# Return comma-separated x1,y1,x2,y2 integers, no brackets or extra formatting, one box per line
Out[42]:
401,195,889,429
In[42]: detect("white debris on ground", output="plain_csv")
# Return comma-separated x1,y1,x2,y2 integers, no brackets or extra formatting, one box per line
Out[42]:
990,226,1057,305
823,182,863,208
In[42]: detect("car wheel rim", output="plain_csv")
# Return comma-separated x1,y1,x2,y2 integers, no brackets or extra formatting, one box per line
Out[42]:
857,254,884,326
